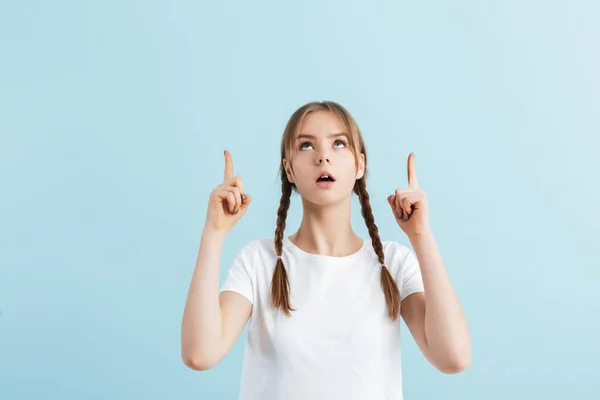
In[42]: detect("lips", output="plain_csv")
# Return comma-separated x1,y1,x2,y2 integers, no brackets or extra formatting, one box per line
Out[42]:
316,171,336,182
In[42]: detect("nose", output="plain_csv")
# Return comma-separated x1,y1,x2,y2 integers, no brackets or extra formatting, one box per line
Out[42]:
315,146,331,165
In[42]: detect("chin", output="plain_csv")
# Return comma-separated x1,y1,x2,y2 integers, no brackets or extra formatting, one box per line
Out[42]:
298,187,351,206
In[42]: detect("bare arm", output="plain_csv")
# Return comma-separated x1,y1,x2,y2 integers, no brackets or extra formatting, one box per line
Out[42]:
389,153,471,374
181,149,253,370
405,230,471,374
181,228,253,370
181,228,226,370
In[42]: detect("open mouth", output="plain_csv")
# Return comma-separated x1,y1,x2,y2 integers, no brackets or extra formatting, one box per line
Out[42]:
316,173,336,182
316,176,336,182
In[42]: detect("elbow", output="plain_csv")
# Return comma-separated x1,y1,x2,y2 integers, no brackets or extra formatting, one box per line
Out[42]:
437,354,471,375
182,352,216,371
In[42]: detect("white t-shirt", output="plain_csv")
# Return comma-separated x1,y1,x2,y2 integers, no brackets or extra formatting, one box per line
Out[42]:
218,235,425,400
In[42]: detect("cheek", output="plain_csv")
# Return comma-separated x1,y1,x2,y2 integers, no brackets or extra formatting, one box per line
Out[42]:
288,160,311,183
297,172,314,185
342,155,359,176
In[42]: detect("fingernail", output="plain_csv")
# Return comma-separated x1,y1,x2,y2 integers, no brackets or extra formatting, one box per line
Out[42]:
242,194,247,200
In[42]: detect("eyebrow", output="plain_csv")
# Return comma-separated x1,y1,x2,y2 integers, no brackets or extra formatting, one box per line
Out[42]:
296,132,348,140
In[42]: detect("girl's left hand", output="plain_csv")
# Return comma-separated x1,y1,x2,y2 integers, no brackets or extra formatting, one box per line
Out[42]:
387,153,430,238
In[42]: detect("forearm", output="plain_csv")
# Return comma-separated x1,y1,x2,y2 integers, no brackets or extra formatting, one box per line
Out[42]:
181,227,227,367
409,230,471,371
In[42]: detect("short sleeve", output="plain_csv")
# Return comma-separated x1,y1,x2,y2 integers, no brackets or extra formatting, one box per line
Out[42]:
398,245,425,301
218,243,255,305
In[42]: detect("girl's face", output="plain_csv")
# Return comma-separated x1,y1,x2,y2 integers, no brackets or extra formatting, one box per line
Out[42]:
283,111,365,206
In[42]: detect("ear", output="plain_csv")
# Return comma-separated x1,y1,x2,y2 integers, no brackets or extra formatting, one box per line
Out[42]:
356,153,365,180
283,158,295,183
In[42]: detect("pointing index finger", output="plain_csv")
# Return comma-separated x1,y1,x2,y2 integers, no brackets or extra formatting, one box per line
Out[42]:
407,152,418,188
224,149,234,182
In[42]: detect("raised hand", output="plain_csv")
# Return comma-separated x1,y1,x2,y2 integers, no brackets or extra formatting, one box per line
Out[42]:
205,150,252,234
386,153,430,237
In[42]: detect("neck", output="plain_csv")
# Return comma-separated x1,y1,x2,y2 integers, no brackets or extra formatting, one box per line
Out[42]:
290,195,363,257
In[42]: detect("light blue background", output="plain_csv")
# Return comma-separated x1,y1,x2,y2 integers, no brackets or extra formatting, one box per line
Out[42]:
1,1,599,399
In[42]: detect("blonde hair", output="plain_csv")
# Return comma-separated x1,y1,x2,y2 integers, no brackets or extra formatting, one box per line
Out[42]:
272,101,402,322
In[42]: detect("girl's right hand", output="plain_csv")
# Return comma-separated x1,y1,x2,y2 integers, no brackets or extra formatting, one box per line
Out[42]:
205,150,253,234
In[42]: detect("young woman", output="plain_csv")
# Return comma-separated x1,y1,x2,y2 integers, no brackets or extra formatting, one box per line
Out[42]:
181,101,471,400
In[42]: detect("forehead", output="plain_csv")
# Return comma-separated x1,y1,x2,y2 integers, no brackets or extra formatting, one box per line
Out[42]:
297,111,345,138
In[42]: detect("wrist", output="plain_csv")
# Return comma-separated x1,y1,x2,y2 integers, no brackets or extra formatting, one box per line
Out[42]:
202,226,229,242
408,228,434,242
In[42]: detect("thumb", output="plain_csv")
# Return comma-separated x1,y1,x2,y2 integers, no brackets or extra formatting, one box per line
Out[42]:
240,193,252,210
387,195,398,215
387,194,395,208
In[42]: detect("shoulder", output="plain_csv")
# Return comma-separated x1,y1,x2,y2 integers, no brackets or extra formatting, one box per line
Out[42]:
379,239,412,260
234,236,277,264
377,239,415,277
246,236,276,255
229,237,280,280
235,236,271,252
